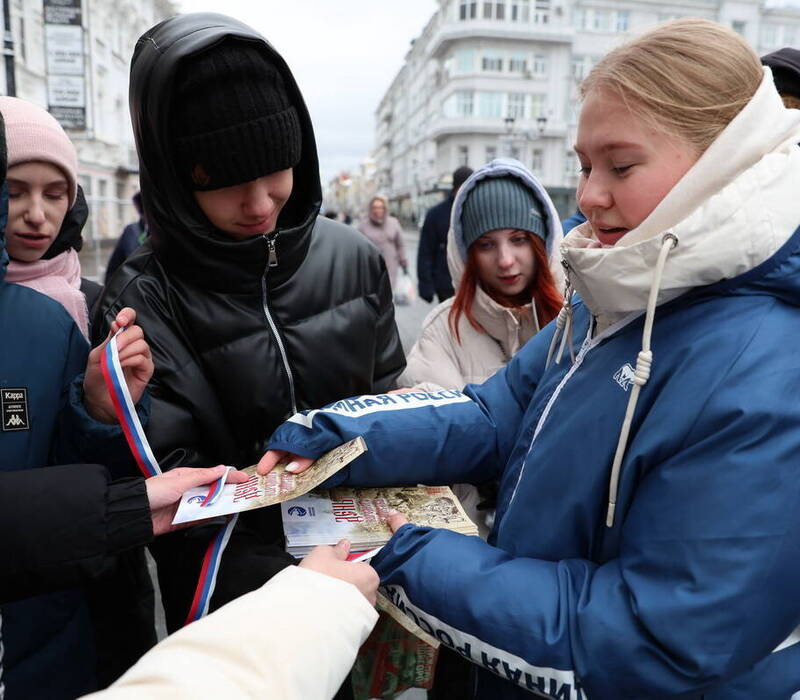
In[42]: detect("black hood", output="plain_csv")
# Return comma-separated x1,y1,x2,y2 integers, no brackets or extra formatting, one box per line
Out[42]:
129,13,322,291
762,47,800,98
40,185,88,260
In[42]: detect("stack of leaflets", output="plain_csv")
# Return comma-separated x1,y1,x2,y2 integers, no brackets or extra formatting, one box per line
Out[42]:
281,485,479,557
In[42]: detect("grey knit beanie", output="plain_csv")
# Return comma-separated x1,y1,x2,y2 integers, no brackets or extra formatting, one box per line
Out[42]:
460,176,545,250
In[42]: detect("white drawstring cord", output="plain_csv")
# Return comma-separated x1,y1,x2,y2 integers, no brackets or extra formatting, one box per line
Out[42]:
546,262,574,368
545,305,568,367
555,301,576,365
606,233,678,528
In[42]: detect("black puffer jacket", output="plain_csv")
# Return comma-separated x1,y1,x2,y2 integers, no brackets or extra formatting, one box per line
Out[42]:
93,14,405,629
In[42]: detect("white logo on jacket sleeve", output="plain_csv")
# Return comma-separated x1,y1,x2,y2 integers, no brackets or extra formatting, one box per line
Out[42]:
383,584,585,698
613,364,636,392
288,390,472,429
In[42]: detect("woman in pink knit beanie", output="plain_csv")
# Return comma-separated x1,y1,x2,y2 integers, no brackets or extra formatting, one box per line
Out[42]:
0,96,96,339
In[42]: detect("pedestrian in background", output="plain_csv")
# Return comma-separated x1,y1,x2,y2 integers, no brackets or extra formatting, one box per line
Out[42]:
105,192,147,284
357,194,408,288
400,159,562,392
94,13,404,658
0,96,101,336
762,46,800,109
417,165,472,303
561,208,587,234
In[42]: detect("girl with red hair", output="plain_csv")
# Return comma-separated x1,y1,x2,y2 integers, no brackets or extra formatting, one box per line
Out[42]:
399,159,563,391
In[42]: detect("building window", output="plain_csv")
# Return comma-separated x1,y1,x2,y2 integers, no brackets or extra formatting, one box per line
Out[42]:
16,16,25,63
593,9,611,31
616,10,630,32
732,20,746,36
534,0,550,24
478,91,503,118
571,55,587,80
458,145,470,166
459,0,478,19
532,148,543,173
573,7,585,29
530,93,545,118
495,1,506,19
456,48,476,73
511,0,530,21
456,90,474,117
116,180,127,231
510,146,521,160
761,24,778,48
508,53,528,72
564,151,578,181
565,95,579,126
507,92,526,119
482,54,504,71
483,1,493,18
532,54,547,76
485,145,497,162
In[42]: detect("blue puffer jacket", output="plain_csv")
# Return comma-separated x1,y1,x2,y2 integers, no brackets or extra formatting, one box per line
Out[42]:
268,73,800,699
270,228,800,699
0,182,146,697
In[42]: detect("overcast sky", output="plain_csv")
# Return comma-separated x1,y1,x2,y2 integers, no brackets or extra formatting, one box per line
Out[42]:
178,0,439,184
177,1,799,185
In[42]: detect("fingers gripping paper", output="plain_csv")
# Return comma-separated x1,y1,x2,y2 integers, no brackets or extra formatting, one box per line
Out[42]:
172,437,368,525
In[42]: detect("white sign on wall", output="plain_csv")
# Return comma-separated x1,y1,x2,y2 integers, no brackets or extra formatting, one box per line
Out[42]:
44,0,86,131
45,25,84,75
48,75,85,107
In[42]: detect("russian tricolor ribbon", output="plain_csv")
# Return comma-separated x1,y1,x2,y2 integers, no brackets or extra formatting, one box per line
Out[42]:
100,328,238,625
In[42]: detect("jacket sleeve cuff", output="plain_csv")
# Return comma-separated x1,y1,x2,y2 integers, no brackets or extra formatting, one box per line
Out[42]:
64,375,151,475
106,478,154,552
69,374,152,433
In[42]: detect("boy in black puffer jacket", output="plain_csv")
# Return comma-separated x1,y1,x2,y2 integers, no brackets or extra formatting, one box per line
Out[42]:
93,13,405,640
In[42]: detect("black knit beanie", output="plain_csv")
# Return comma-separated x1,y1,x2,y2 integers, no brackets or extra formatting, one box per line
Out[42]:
172,39,302,191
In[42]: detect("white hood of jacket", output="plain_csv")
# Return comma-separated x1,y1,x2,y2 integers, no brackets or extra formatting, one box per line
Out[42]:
562,68,800,329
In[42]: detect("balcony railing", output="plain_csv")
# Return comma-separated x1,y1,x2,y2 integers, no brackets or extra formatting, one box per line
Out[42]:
426,17,574,57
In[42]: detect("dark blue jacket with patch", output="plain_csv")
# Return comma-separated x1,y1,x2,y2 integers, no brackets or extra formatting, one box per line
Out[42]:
0,185,145,699
268,226,800,699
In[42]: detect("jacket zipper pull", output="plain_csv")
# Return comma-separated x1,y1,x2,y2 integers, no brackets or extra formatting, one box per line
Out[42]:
267,236,278,268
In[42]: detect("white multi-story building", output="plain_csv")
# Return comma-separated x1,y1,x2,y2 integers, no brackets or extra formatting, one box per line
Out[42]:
376,0,800,221
1,0,175,243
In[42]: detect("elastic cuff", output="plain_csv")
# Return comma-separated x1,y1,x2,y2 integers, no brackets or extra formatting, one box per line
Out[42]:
107,478,154,552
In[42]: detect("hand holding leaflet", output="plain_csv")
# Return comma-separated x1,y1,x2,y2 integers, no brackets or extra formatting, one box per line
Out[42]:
299,538,379,606
147,466,248,535
172,437,367,525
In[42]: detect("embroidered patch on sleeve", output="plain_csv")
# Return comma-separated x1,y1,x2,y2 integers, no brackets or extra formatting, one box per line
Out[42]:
2,388,30,431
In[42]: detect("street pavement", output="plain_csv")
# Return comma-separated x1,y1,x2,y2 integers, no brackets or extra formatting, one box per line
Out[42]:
394,226,433,354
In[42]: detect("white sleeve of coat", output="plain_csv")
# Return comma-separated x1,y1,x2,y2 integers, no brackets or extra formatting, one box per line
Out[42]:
84,566,378,700
399,308,466,391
